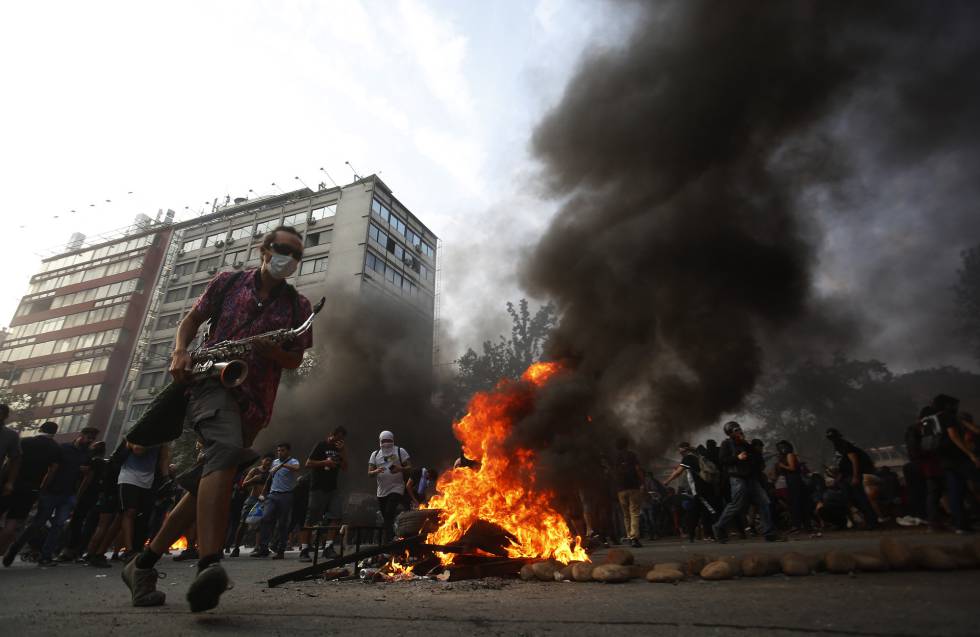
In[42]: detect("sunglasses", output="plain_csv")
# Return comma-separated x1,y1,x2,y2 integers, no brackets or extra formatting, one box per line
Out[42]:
268,242,303,260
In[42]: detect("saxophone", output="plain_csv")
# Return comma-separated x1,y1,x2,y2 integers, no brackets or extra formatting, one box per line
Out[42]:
191,296,325,388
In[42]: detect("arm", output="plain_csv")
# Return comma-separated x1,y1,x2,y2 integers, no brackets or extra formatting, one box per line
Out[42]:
663,464,685,486
279,459,301,473
2,456,20,495
947,426,979,466
719,442,737,468
253,341,304,369
170,308,208,383
241,468,262,487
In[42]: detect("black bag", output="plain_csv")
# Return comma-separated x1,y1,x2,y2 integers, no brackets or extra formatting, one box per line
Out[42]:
124,381,190,447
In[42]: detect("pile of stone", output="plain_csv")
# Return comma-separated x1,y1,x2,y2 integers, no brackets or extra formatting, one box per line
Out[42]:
518,538,980,584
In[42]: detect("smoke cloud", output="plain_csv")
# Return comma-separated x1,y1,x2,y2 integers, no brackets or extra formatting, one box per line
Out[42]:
514,0,980,464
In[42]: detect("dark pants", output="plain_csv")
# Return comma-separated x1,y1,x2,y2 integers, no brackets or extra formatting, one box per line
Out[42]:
10,494,76,561
842,478,878,529
259,492,294,553
715,477,773,537
377,493,402,544
682,496,716,541
786,473,810,530
945,463,980,531
65,492,98,554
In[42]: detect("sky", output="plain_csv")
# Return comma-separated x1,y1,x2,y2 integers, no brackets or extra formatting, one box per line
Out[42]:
0,0,635,361
1,0,975,378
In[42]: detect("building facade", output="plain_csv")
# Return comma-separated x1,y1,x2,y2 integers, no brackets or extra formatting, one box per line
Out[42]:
109,175,438,445
0,224,174,435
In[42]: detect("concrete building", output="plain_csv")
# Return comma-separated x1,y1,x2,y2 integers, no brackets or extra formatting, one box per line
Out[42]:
0,222,175,435
109,175,438,446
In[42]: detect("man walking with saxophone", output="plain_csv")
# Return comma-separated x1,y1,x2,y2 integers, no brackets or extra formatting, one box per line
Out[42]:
123,225,313,612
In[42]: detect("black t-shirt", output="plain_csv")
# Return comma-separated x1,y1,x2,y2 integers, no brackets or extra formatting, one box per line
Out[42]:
680,453,709,494
308,439,343,492
15,435,62,489
833,439,873,478
937,411,971,466
613,450,641,490
46,443,91,496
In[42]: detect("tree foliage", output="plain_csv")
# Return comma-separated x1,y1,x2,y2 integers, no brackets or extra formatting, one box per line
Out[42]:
0,387,46,433
449,299,558,415
954,244,980,363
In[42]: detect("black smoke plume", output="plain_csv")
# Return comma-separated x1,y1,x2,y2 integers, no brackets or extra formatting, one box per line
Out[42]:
514,0,980,469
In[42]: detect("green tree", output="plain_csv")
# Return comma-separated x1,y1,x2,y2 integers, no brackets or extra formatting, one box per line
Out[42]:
0,386,46,433
448,299,558,415
954,244,980,363
743,355,917,467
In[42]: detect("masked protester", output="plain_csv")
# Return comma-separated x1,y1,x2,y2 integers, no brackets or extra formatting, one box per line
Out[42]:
368,431,411,544
825,428,879,530
712,421,778,543
775,440,810,533
123,225,314,612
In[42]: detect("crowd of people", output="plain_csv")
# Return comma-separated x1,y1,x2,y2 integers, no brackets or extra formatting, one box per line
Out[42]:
577,393,980,548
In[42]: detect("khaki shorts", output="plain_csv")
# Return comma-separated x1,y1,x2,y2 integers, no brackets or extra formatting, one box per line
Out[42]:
176,379,257,496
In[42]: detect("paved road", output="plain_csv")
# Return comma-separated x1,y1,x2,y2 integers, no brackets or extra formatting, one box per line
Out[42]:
0,529,976,636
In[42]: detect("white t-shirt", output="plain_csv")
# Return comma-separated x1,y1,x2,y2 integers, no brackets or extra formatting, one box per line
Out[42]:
369,446,410,497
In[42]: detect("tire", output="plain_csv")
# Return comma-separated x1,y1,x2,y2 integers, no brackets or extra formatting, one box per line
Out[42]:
394,509,442,538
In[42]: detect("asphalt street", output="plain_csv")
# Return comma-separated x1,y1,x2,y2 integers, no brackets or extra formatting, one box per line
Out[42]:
0,529,977,636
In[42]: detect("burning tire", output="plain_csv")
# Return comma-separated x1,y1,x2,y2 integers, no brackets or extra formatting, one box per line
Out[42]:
395,509,442,537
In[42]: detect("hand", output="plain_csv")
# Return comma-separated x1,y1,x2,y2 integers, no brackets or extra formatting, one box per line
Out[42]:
334,440,345,451
252,338,280,360
324,459,337,469
169,348,192,383
258,494,266,502
1,482,12,497
737,451,748,461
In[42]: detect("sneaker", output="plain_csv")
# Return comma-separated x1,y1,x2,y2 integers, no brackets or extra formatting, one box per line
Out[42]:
298,549,311,563
271,552,285,560
630,538,642,549
186,563,233,613
121,558,167,607
87,554,112,568
322,545,338,559
173,548,199,562
37,557,59,567
250,548,270,558
55,550,76,563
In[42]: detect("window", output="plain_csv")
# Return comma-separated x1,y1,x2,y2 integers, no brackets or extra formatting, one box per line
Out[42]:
197,256,220,273
138,371,164,389
50,278,139,309
372,199,389,223
389,214,406,236
203,232,224,248
405,227,422,247
247,247,262,262
128,403,148,422
189,282,209,299
229,226,251,241
182,238,203,252
158,313,181,329
147,341,171,361
282,212,306,227
164,287,187,304
365,252,383,274
173,262,195,278
368,224,388,246
223,250,246,266
421,242,435,259
299,257,328,276
420,264,434,283
310,204,336,221
305,230,332,248
255,219,279,235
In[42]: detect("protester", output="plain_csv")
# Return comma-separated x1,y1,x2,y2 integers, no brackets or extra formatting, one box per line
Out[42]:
611,437,644,548
4,426,97,566
825,427,879,530
124,225,314,612
664,442,717,543
368,430,411,544
775,440,810,533
712,421,777,543
0,404,25,557
933,394,980,534
299,426,347,562
253,442,300,559
116,442,169,559
229,455,271,557
59,440,107,562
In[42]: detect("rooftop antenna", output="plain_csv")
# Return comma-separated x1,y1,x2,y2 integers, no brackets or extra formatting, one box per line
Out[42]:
271,182,285,194
294,176,310,189
345,161,361,181
319,167,339,188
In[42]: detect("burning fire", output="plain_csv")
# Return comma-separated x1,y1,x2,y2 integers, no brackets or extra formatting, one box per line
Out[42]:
383,552,417,582
425,361,588,564
170,536,189,551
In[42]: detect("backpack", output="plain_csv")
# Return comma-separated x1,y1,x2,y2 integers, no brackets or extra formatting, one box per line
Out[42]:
919,414,944,453
697,455,720,486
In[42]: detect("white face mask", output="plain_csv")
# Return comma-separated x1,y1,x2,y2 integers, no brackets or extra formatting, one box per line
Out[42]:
380,441,394,452
267,253,298,280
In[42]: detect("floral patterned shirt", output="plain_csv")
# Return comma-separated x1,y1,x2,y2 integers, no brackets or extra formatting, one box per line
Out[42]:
192,269,313,444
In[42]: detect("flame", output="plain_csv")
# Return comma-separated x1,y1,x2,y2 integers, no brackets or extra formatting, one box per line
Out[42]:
425,361,588,564
382,551,416,581
170,536,189,551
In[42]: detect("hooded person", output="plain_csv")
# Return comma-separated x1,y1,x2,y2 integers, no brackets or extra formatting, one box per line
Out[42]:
367,430,411,543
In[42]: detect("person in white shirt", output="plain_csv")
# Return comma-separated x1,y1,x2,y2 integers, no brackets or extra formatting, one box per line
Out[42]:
367,431,411,543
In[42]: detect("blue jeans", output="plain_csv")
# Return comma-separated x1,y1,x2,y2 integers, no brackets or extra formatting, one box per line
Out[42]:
715,477,773,537
259,492,294,553
11,494,76,560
